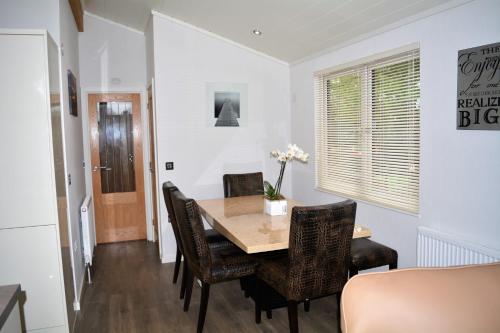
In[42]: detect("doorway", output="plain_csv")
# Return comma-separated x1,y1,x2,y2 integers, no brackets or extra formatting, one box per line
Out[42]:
88,93,146,243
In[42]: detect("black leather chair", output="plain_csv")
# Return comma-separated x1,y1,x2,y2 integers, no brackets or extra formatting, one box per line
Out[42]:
171,189,258,332
255,200,357,333
222,172,264,198
161,182,229,299
349,238,398,277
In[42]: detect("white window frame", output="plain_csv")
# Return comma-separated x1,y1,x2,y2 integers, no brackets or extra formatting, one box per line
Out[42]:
314,46,421,215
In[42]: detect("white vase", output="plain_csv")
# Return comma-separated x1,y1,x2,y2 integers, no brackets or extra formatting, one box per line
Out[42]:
264,198,288,216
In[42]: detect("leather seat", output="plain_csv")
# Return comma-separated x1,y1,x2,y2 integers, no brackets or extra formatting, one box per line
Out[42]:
208,245,257,283
350,238,398,276
341,262,500,333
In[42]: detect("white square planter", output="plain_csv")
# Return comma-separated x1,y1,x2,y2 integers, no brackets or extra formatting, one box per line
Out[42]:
264,198,288,216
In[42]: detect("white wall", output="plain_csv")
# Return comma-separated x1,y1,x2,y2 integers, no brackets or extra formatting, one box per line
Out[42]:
59,0,87,313
79,13,146,90
290,0,500,268
0,0,60,41
152,13,292,262
145,16,154,83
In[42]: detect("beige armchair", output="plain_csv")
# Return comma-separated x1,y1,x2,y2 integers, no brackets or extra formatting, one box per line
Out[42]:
341,262,500,333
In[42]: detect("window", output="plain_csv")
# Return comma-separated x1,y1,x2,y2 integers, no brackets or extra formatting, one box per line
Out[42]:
315,50,420,214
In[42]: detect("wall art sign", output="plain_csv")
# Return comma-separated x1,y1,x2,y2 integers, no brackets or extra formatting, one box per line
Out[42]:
206,83,248,127
457,42,500,130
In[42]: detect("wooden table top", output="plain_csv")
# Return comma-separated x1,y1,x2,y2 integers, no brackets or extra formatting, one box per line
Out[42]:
197,195,371,254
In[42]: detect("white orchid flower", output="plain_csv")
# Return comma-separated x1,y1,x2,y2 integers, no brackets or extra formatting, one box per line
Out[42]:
266,144,309,201
269,143,308,163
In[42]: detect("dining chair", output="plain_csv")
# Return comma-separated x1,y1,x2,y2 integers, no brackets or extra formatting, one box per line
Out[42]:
162,182,229,299
255,200,357,333
222,172,264,198
222,171,264,296
171,189,258,332
349,238,398,277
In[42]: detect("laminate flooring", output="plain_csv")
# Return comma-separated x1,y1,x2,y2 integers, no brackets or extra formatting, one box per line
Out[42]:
74,241,341,333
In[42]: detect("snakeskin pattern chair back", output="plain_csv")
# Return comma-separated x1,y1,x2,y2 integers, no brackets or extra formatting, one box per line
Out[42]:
223,172,264,198
287,200,357,301
171,190,212,281
162,182,184,252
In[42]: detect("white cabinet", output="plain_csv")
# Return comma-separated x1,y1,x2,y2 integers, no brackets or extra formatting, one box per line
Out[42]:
0,30,70,333
0,227,66,330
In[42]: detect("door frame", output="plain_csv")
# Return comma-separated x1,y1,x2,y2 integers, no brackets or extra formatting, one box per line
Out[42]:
81,86,156,246
147,79,162,256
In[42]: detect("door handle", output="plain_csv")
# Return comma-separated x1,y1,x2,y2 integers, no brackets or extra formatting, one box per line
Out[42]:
92,165,112,172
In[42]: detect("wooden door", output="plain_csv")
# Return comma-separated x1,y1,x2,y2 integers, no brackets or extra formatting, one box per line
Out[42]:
89,93,146,243
147,85,159,242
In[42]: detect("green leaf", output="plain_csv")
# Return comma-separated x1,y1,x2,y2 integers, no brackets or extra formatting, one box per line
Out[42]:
264,181,280,200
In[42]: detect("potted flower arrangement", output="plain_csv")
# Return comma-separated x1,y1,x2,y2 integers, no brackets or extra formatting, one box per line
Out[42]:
264,144,309,215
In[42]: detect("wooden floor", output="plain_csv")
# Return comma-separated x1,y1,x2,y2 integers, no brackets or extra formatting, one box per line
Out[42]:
74,241,341,333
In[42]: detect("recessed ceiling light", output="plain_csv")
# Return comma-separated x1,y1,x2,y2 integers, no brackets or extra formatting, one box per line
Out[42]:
252,29,262,36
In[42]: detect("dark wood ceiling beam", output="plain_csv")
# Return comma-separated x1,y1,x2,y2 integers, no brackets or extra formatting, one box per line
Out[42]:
68,0,84,32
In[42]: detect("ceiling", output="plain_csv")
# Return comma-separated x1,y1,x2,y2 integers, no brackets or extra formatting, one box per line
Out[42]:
83,0,463,63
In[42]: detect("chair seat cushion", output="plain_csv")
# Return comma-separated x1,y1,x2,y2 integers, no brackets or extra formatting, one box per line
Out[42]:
205,229,232,249
350,238,398,270
208,245,258,284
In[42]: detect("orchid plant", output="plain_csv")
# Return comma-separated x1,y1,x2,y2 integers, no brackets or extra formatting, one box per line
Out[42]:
264,144,309,200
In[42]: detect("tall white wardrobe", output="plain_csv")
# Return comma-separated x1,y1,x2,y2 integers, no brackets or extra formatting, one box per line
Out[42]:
0,30,72,333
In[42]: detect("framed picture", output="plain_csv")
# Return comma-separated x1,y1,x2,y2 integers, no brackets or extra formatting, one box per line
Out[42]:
67,70,78,117
207,83,248,127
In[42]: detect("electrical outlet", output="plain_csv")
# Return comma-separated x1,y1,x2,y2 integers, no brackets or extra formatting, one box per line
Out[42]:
165,162,174,170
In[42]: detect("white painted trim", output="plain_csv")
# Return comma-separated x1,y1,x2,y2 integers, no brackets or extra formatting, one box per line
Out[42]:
0,28,47,35
42,33,71,332
84,11,145,35
291,0,475,66
151,10,289,67
80,86,154,243
55,38,81,324
144,13,153,34
147,79,163,258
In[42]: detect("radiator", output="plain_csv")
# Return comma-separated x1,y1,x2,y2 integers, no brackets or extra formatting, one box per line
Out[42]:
417,226,500,267
81,195,96,267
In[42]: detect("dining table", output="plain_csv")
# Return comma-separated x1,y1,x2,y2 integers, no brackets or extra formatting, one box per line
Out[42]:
197,195,372,254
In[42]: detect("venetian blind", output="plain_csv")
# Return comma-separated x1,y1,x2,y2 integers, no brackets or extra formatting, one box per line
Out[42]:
315,50,420,214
